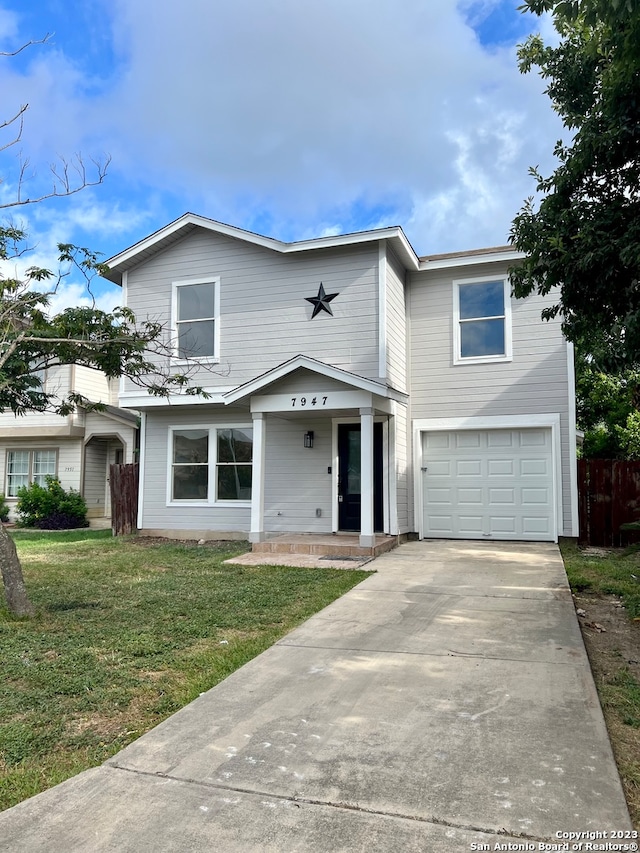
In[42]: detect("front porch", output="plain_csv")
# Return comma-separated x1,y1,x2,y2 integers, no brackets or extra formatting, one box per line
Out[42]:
251,532,400,558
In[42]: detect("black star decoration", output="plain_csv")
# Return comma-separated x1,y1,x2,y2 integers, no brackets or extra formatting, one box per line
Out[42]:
305,282,339,318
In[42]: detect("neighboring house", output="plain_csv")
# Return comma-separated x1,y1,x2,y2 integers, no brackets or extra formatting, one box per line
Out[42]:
0,366,138,519
102,214,578,545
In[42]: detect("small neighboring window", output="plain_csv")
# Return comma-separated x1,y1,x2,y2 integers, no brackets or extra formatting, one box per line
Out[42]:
216,428,253,501
6,449,57,497
173,279,219,360
169,426,253,504
455,278,511,362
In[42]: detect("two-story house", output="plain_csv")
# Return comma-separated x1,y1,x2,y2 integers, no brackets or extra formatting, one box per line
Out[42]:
103,214,578,547
0,366,138,520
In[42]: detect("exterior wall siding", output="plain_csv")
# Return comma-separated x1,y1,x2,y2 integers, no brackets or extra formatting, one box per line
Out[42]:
408,261,574,535
83,439,108,517
264,416,333,534
83,412,137,462
140,405,252,533
385,247,407,392
0,366,73,432
73,366,111,402
123,230,380,395
393,404,410,533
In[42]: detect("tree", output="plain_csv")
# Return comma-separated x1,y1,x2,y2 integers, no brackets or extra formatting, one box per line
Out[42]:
0,227,214,617
509,0,640,363
0,34,110,211
0,38,207,616
573,338,640,458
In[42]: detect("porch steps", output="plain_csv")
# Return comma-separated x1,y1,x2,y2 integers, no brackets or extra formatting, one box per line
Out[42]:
251,533,399,559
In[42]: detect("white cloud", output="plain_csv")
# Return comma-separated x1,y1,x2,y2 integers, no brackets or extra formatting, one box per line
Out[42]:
0,0,566,258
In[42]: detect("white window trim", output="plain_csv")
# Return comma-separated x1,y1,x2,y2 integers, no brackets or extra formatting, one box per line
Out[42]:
166,424,252,507
453,275,513,365
171,277,221,365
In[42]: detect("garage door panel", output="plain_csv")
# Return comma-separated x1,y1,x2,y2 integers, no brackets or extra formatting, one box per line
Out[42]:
488,488,515,504
456,460,482,476
422,428,555,542
488,459,514,476
427,515,454,533
487,431,514,447
522,517,552,534
457,516,483,534
457,488,483,504
489,516,517,533
426,488,452,504
428,460,452,477
522,488,550,505
520,458,548,476
456,432,481,448
519,430,548,447
425,433,451,450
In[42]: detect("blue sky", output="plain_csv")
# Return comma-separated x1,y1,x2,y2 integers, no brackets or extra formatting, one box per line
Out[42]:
0,0,561,311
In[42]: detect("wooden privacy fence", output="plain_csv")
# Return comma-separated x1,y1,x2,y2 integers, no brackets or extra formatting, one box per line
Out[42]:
109,463,139,536
578,459,640,546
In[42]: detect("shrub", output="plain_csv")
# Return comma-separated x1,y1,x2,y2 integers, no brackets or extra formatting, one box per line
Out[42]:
0,493,9,523
16,477,88,529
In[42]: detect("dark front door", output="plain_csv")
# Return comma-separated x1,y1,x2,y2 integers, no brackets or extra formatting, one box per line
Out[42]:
337,422,383,532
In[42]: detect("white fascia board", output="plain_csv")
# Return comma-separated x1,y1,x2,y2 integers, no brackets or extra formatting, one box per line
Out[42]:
419,250,524,271
223,355,409,405
118,389,231,409
106,214,421,277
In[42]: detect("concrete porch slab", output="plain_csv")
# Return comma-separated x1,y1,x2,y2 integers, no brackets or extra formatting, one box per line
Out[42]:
224,551,373,569
251,533,399,558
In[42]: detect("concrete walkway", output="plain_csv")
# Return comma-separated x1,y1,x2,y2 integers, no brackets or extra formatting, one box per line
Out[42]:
0,541,631,851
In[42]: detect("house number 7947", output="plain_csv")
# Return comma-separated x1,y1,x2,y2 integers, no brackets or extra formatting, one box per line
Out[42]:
291,396,328,408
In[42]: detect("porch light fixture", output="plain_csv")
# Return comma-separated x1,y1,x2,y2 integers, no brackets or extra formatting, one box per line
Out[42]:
304,431,314,448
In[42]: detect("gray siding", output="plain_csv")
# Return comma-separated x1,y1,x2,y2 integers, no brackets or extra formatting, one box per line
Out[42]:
83,439,108,516
141,405,252,533
408,261,574,535
0,366,73,433
73,366,111,402
385,247,407,391
264,416,333,533
393,404,410,533
124,230,380,394
84,412,137,463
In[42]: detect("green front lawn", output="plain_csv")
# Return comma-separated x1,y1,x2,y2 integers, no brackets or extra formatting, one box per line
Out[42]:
0,530,369,811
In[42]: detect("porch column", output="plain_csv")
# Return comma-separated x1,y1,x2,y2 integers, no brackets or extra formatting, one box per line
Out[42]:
360,407,375,548
250,412,266,543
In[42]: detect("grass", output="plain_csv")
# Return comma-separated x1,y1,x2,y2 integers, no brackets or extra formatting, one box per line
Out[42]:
561,539,640,616
560,539,640,825
0,530,370,811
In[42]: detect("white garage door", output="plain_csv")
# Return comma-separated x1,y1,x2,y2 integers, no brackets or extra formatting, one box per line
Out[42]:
421,428,556,542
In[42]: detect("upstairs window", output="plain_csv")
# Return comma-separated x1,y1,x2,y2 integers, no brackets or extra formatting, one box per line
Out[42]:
454,277,512,363
172,278,220,361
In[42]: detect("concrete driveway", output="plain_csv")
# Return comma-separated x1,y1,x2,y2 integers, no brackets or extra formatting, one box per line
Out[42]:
0,540,631,851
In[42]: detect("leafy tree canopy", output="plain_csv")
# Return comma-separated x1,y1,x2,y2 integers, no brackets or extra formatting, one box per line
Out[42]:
510,0,640,363
0,226,211,417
